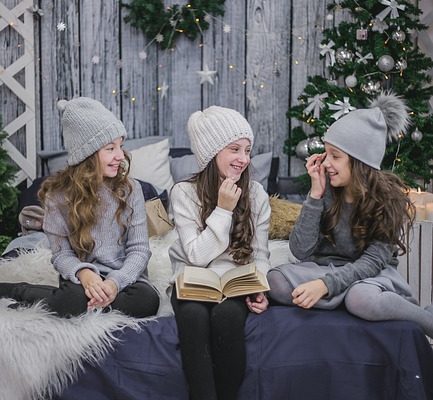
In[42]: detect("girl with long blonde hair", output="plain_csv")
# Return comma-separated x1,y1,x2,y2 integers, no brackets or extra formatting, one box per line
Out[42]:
0,97,159,318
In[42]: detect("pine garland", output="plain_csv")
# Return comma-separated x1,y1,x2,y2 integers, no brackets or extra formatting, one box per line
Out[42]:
122,0,225,49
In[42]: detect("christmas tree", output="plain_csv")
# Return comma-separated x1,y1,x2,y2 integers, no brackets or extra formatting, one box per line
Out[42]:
286,0,433,187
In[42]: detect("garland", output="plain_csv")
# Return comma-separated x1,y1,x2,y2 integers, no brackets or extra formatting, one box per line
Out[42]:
123,0,225,50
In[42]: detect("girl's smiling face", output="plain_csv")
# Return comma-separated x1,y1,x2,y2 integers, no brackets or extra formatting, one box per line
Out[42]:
215,138,251,182
323,143,352,189
97,137,125,178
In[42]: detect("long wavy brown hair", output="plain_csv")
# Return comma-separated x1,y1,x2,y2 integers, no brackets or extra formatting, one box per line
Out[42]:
190,158,254,264
39,152,133,261
321,157,415,255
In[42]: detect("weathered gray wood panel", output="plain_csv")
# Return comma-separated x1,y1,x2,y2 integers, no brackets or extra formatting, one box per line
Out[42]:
80,0,120,115
27,0,332,175
120,0,158,139
39,0,80,151
245,0,290,173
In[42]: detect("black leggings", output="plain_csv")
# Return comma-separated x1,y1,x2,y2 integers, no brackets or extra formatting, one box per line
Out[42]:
171,289,250,400
0,278,160,318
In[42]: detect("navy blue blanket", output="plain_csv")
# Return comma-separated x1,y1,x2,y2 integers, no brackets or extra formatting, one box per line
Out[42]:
59,306,433,400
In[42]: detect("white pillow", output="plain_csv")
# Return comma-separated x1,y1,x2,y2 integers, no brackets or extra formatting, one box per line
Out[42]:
129,138,175,192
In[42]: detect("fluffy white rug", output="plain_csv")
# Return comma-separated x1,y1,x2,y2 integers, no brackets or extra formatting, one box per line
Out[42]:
0,299,144,400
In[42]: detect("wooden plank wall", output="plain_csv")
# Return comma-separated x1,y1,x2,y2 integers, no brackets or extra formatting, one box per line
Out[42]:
22,0,337,176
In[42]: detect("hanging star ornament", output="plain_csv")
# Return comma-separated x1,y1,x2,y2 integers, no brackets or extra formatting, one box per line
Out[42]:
223,24,231,33
196,65,217,85
159,81,169,100
138,51,147,60
57,22,66,31
91,55,100,64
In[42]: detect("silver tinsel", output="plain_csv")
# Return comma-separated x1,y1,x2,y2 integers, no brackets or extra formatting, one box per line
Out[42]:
361,80,381,95
395,59,407,71
392,29,406,43
335,48,353,65
377,55,395,72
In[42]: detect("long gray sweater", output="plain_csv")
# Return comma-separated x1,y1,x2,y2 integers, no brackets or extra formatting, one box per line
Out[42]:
289,191,397,297
43,179,151,292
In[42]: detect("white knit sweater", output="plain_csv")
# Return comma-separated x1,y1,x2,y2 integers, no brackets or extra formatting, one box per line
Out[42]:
169,180,271,279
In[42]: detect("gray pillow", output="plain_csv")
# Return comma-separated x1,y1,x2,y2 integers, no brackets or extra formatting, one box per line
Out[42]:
169,151,273,191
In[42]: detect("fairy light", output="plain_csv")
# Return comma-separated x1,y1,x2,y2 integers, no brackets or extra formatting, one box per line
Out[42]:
131,97,136,102
229,64,235,69
112,89,117,95
259,83,265,89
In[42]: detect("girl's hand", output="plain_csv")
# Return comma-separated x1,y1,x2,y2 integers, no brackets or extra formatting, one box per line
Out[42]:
246,292,269,314
87,279,118,310
292,279,328,309
77,268,110,309
218,178,242,212
305,153,326,199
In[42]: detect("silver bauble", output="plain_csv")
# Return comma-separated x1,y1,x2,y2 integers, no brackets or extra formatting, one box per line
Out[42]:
411,128,423,142
392,29,406,43
395,59,407,71
307,136,325,153
345,75,358,88
335,48,353,65
361,80,381,95
377,55,395,72
295,139,310,159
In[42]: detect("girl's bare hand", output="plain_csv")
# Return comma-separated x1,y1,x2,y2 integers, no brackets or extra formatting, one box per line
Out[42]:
217,178,242,211
305,153,326,199
292,279,328,309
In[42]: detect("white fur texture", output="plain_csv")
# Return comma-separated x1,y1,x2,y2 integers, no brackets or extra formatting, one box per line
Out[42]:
0,299,144,400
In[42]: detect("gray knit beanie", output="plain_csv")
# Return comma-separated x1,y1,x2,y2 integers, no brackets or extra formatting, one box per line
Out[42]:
187,106,254,170
323,93,409,169
57,97,127,166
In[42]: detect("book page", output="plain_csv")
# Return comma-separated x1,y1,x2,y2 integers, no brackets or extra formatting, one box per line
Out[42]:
183,266,222,291
220,262,256,289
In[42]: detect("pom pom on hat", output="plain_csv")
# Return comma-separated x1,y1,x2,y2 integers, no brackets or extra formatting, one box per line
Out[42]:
369,92,409,141
187,106,254,170
57,99,68,111
58,97,128,166
323,92,409,170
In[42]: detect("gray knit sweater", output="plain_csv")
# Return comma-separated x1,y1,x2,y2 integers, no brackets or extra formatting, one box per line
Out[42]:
169,180,271,278
289,191,397,297
43,179,151,292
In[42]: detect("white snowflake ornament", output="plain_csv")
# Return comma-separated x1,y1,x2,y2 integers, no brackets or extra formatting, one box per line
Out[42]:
57,22,66,31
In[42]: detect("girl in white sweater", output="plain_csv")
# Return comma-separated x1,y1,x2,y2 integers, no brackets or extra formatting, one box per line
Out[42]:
169,106,271,400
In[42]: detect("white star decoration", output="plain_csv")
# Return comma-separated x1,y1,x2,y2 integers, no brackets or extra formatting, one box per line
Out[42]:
155,33,164,43
57,22,66,31
159,81,169,100
138,51,147,60
223,24,231,33
196,64,217,85
91,55,100,64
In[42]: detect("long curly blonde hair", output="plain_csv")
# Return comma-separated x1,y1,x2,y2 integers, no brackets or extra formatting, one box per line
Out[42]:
322,157,415,255
190,158,254,265
39,153,132,261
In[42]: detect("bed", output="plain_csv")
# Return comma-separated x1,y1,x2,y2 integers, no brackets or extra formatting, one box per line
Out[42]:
2,137,433,400
57,306,433,400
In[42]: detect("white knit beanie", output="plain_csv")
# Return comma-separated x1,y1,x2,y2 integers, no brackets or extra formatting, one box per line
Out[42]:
57,97,128,166
323,93,409,169
187,106,254,170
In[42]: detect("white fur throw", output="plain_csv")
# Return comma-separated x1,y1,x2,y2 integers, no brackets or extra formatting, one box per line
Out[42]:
0,231,292,400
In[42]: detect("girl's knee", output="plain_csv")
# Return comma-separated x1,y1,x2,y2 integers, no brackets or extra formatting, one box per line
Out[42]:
267,269,294,305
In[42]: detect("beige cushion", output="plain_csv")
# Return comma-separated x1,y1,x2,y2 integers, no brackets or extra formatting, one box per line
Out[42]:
129,138,175,192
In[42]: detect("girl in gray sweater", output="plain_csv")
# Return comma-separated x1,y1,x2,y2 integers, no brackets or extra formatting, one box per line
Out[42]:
268,93,433,338
0,97,159,318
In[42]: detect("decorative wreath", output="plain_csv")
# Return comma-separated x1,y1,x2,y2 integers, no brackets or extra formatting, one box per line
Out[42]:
123,0,226,49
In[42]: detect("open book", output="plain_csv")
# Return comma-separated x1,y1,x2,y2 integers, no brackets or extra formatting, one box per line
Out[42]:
175,263,270,303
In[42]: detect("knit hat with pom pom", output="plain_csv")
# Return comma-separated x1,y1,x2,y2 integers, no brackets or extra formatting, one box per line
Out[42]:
323,92,410,169
57,97,127,166
187,105,254,170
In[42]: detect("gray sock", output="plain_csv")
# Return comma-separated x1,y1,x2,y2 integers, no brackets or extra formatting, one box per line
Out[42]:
345,283,433,339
